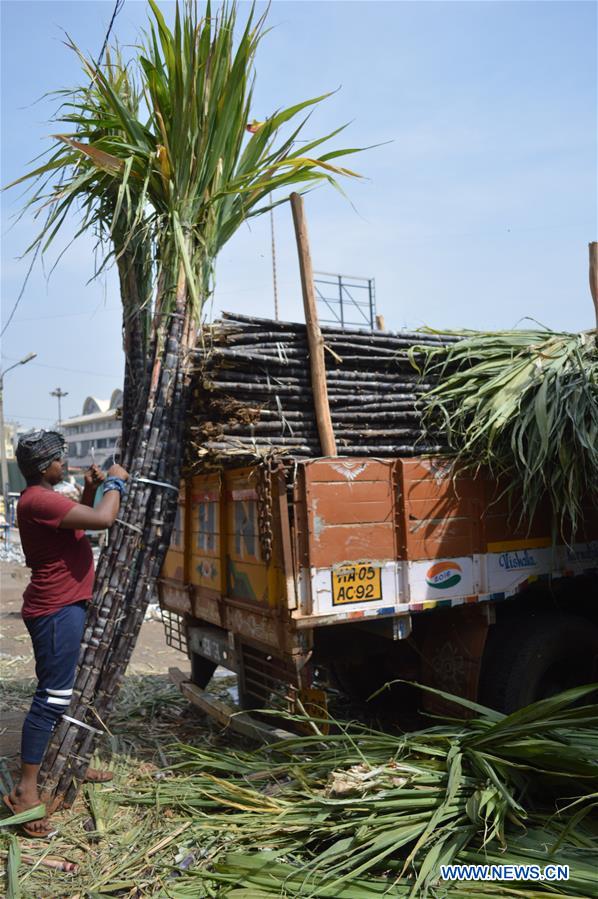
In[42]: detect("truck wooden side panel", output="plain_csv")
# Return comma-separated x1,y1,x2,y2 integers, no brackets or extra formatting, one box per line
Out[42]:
225,468,285,608
297,459,400,620
398,458,482,560
189,476,221,593
160,457,598,637
159,466,300,654
161,483,186,582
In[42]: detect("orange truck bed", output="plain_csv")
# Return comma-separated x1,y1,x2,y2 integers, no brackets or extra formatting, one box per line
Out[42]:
159,456,598,709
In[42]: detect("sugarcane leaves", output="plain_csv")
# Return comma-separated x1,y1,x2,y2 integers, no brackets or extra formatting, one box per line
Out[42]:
6,1,368,339
414,329,598,539
6,834,20,899
172,212,201,316
0,804,46,828
96,682,598,898
410,825,474,898
54,135,125,175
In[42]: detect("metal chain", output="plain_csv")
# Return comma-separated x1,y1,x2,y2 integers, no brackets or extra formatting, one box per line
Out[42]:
256,460,275,563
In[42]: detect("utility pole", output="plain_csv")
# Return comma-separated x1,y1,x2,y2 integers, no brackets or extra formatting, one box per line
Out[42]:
50,387,68,429
0,352,37,518
290,192,337,457
589,242,598,329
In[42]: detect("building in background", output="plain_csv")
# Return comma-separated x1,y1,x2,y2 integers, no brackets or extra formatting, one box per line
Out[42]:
62,389,123,470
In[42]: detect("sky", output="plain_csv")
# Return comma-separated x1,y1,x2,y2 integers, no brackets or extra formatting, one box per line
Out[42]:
1,0,596,429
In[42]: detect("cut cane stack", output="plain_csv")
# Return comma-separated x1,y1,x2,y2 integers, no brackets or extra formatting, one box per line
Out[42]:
186,312,454,468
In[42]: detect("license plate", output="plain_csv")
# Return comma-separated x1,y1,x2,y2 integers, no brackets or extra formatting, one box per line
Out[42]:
331,564,382,606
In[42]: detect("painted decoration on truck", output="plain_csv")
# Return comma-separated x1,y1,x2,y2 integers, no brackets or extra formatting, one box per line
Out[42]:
485,546,552,593
409,558,475,603
425,561,463,590
562,541,598,569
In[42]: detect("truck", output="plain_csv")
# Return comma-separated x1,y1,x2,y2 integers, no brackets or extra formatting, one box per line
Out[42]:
158,453,598,718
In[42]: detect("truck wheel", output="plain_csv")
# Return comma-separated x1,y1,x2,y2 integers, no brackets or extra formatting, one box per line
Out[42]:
478,613,598,713
190,652,217,689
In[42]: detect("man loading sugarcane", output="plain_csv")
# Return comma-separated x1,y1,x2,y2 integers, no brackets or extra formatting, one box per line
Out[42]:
2,430,128,837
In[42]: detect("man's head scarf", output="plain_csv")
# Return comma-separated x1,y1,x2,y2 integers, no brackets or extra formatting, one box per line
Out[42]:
16,430,67,478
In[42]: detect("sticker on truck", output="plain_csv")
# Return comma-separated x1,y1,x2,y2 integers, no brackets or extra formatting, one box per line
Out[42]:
426,561,463,590
331,564,382,605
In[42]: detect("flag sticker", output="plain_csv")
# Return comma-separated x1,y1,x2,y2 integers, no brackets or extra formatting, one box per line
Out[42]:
426,561,462,590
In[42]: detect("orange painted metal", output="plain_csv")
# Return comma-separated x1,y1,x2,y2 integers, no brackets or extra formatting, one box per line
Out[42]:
161,456,598,639
398,459,482,561
303,459,396,568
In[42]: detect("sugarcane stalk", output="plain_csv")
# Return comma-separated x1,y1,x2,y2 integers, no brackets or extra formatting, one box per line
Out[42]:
221,311,455,342
41,259,194,806
117,241,151,454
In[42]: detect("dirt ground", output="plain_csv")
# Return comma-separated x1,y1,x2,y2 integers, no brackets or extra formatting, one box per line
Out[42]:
0,560,191,761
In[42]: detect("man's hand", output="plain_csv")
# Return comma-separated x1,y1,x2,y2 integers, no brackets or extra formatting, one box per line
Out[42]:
107,464,129,481
85,464,105,488
71,464,129,522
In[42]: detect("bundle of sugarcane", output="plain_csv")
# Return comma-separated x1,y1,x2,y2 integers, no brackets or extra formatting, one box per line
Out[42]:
410,329,598,538
187,312,455,466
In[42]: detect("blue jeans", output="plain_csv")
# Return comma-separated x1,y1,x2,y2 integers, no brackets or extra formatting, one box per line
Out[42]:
21,601,87,765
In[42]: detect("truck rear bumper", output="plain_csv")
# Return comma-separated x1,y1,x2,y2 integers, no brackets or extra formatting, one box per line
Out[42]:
169,666,295,742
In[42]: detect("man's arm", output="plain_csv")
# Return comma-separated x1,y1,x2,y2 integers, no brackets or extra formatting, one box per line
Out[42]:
60,464,128,531
61,491,121,530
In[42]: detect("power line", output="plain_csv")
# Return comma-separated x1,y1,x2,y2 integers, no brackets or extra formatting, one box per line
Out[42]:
96,0,125,68
1,355,116,378
0,246,41,339
9,308,121,324
5,413,56,422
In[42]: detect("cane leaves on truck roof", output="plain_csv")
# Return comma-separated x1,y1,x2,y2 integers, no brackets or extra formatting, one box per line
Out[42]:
409,329,598,538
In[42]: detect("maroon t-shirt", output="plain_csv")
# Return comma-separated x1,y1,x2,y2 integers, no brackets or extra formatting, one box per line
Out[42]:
17,486,94,619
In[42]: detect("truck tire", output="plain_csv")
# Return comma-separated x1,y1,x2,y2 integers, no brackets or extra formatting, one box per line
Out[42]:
190,652,217,689
478,613,598,713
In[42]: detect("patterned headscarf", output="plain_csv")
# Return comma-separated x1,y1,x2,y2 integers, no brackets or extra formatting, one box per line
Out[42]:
16,430,67,478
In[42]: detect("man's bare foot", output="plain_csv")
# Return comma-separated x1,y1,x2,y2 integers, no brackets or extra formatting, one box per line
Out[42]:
4,784,40,814
84,767,113,783
2,791,53,838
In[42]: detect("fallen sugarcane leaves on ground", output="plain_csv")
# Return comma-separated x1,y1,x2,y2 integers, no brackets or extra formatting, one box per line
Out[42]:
3,678,596,897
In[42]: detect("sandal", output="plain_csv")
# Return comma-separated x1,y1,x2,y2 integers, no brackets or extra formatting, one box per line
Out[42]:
2,793,55,839
84,767,113,783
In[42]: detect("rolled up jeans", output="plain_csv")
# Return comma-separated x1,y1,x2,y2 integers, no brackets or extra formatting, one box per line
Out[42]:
21,601,86,765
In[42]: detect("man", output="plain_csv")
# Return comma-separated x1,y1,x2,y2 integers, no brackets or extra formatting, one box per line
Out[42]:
2,430,128,837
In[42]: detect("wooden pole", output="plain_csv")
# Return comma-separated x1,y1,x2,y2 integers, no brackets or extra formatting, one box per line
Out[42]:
589,242,598,329
290,192,337,456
